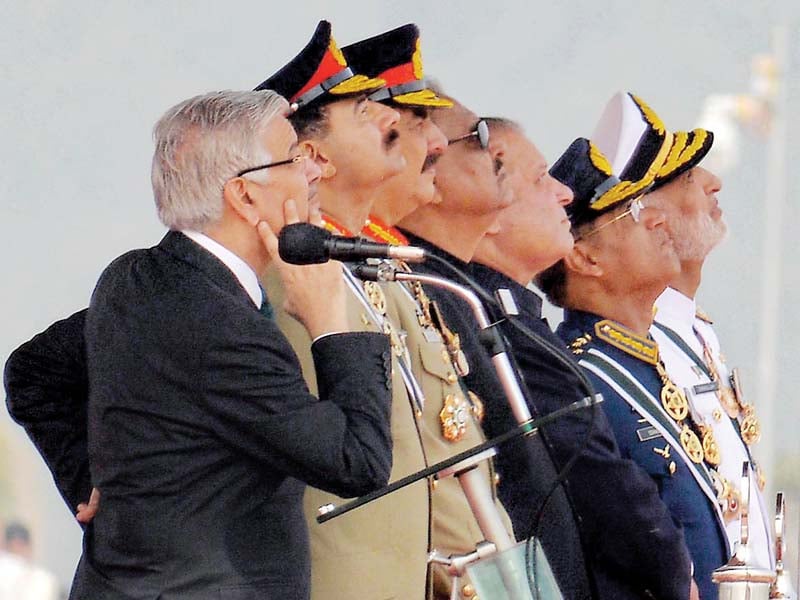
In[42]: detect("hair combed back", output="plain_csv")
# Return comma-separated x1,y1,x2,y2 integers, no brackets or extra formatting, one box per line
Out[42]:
151,89,288,230
484,116,523,133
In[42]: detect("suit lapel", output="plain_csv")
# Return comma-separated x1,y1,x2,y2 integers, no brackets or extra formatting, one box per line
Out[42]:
157,231,256,311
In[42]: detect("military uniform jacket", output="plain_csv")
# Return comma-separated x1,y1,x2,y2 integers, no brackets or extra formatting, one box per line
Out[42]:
399,232,593,600
264,260,510,600
558,309,730,600
652,287,773,568
471,263,696,600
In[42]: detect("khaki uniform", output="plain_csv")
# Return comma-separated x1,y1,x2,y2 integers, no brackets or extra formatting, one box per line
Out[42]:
263,265,511,600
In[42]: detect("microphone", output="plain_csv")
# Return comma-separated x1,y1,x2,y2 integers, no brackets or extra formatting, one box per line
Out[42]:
278,222,427,265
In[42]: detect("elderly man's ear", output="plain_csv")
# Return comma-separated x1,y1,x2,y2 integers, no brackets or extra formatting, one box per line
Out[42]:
564,242,603,278
223,178,262,227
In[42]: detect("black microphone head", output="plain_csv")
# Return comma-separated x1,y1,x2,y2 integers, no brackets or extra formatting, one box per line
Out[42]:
278,222,332,265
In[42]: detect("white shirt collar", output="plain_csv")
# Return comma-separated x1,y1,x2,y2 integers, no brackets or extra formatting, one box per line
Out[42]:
654,286,696,327
181,230,262,308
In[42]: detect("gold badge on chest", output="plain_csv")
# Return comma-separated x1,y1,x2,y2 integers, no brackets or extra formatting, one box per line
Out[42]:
679,425,704,464
700,426,721,466
440,393,469,442
363,281,386,315
740,407,762,445
660,379,689,421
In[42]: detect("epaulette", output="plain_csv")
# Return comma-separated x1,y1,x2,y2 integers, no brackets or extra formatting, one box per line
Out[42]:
695,306,714,324
594,319,659,365
569,334,592,355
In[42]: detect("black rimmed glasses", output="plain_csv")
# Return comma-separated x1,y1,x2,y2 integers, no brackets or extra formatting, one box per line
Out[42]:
447,119,490,150
236,155,305,178
577,196,647,240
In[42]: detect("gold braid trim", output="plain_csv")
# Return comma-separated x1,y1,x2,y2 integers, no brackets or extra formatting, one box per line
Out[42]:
631,94,666,135
412,39,424,79
394,89,453,108
588,141,613,176
329,74,386,95
590,131,674,210
329,39,347,67
661,131,689,172
657,129,709,178
361,216,409,245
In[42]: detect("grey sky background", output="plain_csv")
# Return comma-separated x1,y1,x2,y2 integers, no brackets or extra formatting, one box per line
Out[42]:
2,0,799,588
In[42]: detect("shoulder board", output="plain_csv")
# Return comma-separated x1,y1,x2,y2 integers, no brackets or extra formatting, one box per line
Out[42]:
594,319,659,365
695,306,714,324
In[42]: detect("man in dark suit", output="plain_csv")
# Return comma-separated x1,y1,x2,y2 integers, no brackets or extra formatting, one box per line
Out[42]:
50,89,393,600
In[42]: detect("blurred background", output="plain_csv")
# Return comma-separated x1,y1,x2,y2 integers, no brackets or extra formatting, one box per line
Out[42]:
2,0,798,593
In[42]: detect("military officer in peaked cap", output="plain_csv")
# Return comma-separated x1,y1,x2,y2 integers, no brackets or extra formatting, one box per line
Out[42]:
592,91,773,570
258,21,511,600
342,24,516,599
537,102,731,598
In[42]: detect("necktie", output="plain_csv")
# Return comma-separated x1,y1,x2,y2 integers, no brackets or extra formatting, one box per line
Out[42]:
258,285,274,320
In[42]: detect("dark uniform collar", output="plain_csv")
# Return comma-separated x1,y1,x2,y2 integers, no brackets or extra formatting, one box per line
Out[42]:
398,230,471,272
470,262,543,319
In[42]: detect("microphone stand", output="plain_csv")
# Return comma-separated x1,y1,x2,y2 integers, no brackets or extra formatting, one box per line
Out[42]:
320,263,596,598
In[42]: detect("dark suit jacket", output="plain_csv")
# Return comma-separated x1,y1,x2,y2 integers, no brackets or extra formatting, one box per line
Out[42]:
470,263,694,600
50,231,391,600
5,309,92,514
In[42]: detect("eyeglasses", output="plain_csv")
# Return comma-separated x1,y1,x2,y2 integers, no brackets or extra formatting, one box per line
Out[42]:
577,196,647,240
236,155,305,178
447,119,490,150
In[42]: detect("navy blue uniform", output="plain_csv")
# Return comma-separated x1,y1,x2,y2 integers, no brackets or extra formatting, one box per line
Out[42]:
558,309,729,600
471,263,695,600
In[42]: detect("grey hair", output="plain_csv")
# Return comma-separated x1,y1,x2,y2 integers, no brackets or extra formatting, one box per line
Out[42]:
151,89,288,230
484,117,523,134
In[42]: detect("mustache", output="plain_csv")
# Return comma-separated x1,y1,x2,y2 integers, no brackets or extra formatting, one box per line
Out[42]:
422,153,440,172
383,128,400,149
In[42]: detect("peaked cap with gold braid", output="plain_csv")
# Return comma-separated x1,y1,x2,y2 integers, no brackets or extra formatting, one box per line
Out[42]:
592,92,714,192
342,24,452,108
254,20,386,111
550,137,650,229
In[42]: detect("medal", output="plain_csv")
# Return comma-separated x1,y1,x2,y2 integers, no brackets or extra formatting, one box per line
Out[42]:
680,425,704,463
661,380,689,421
740,406,761,445
700,427,721,466
440,394,469,442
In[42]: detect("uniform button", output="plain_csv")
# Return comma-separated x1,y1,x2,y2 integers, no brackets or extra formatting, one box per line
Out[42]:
494,473,501,486
441,349,450,363
415,409,423,420
446,371,457,384
360,313,370,326
669,461,677,475
462,584,476,597
712,409,723,422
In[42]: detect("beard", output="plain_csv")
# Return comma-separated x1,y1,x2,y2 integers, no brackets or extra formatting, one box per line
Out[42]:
669,211,728,261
